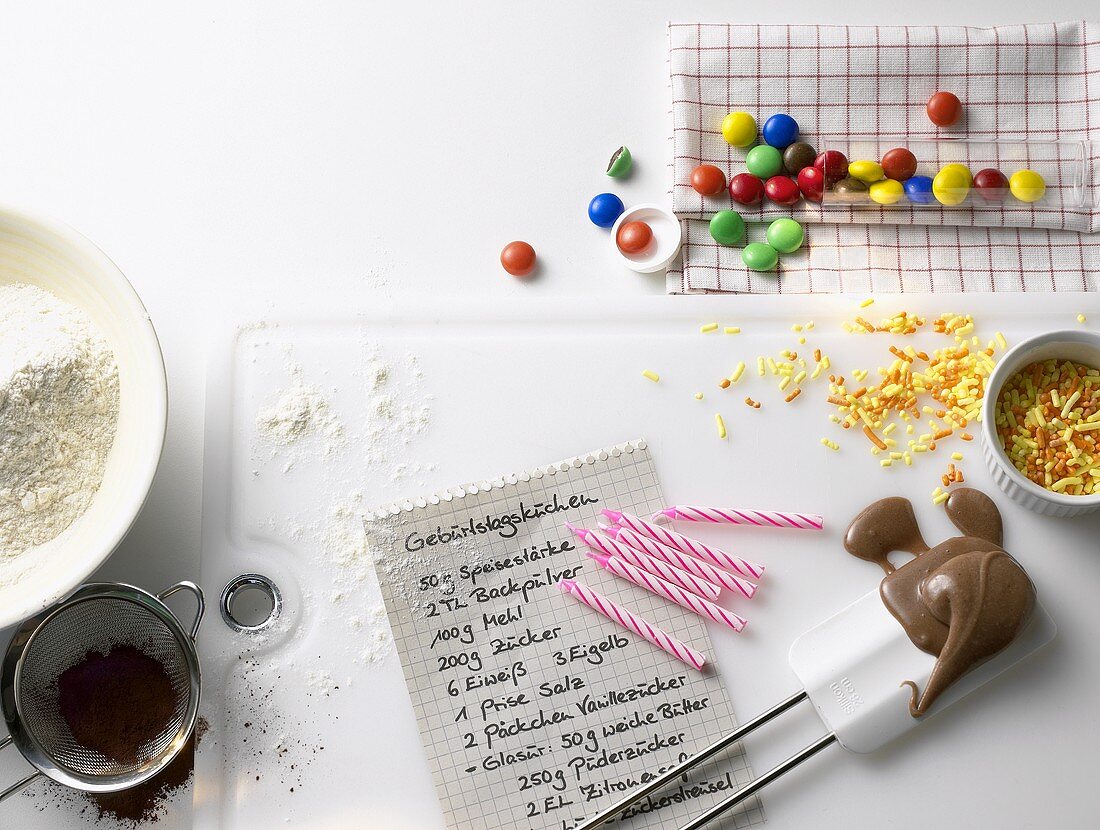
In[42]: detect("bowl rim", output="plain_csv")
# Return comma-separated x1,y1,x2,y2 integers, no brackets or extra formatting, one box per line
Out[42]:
0,203,168,628
980,328,1100,508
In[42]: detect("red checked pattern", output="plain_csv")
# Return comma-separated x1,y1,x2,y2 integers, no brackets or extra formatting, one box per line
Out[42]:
666,21,1100,294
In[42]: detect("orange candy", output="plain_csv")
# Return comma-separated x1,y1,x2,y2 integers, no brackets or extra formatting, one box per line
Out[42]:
500,241,536,277
616,221,653,254
690,164,727,196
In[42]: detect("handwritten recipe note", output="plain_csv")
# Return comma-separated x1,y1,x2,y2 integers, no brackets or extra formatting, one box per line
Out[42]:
368,441,765,830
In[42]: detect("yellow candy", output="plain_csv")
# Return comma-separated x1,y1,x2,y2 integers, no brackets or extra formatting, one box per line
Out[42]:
868,178,904,205
1009,169,1046,203
940,163,973,186
722,112,757,148
932,165,971,206
848,160,885,183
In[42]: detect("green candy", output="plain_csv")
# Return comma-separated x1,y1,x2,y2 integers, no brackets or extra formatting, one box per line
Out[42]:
606,146,632,178
766,218,804,253
742,242,778,272
745,145,783,179
709,210,745,246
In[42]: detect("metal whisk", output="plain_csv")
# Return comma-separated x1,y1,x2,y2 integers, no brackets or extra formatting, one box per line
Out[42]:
0,581,204,802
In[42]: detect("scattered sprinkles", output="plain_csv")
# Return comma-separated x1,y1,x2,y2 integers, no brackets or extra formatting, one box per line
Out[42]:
715,413,727,440
820,437,840,451
860,297,875,308
700,322,720,334
642,370,660,383
1078,313,1088,324
725,326,741,335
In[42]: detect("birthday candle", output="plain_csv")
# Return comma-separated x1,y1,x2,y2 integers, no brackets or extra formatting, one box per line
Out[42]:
655,505,824,531
565,523,721,601
587,551,747,633
601,509,765,580
557,579,707,671
600,523,757,600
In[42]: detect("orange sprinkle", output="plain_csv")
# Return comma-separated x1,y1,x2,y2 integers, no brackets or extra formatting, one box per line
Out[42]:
785,388,802,403
960,433,974,441
862,425,887,450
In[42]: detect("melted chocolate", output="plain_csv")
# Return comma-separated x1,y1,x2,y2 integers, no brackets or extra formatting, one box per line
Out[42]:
844,488,1035,718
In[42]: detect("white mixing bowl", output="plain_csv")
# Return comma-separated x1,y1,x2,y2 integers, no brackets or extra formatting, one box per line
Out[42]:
0,205,166,629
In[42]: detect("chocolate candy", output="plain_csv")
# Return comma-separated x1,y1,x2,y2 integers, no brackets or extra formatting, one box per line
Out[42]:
903,175,934,204
762,113,799,149
691,164,727,196
616,221,653,254
1009,170,1046,203
832,176,869,202
782,141,817,174
722,111,757,148
797,166,825,202
742,242,778,271
881,148,917,181
709,210,745,246
848,160,885,184
932,165,971,206
765,176,801,206
926,91,962,127
814,150,848,184
606,146,632,178
728,173,765,206
588,193,625,227
746,145,783,178
500,241,536,277
869,179,904,205
973,168,1009,202
766,218,804,253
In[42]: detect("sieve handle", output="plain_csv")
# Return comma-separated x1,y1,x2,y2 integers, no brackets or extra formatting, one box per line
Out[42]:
0,736,41,803
158,581,206,640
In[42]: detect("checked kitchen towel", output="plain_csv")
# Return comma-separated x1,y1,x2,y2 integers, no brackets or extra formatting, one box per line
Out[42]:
667,21,1100,293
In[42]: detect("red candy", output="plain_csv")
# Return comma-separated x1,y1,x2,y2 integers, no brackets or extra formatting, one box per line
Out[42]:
728,173,765,206
616,220,653,254
814,150,848,185
500,241,536,277
797,166,825,202
881,148,917,181
764,176,801,206
973,168,1009,202
690,164,727,196
926,91,962,127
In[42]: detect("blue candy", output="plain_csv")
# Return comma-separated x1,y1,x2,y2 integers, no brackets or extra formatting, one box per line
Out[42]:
904,175,934,205
762,114,799,149
588,193,625,228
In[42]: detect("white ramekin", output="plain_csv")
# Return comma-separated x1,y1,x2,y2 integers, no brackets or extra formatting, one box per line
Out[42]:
0,205,167,628
981,329,1100,517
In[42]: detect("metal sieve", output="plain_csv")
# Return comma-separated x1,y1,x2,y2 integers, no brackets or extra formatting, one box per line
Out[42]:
0,581,204,803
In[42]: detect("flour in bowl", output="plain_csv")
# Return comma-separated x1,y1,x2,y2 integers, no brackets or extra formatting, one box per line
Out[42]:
0,283,120,562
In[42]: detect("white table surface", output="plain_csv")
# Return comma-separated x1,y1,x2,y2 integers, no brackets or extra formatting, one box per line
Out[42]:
1,2,1095,827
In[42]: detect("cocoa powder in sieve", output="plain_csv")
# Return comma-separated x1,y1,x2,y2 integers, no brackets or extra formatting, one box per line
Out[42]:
57,645,177,766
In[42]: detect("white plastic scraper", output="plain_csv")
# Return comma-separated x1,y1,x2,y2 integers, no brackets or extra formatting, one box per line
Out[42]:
575,588,1056,830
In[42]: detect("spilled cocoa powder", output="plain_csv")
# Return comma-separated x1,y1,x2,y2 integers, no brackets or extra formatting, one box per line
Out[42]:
57,645,177,766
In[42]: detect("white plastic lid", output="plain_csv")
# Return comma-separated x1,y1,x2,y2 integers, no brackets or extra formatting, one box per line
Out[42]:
610,203,682,273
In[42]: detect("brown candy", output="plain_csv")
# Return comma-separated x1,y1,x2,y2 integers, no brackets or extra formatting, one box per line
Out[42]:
782,141,817,175
832,176,869,202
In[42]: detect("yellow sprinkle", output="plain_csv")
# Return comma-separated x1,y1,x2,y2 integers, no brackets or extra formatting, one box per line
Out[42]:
642,370,660,383
904,453,913,466
951,452,963,461
793,370,807,385
995,331,1008,350
933,491,950,505
730,362,746,383
725,326,741,334
694,392,703,400
792,324,803,332
820,438,840,451
932,486,943,497
880,459,893,468
1078,313,1087,324
778,376,792,392
882,422,897,436
715,413,727,440
799,336,806,345
860,297,875,308
757,357,766,377
1074,422,1100,431
806,321,815,330
700,322,719,334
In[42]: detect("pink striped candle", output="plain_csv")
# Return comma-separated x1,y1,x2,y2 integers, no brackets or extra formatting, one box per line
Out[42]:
600,523,758,600
655,505,824,531
557,579,707,671
601,509,765,580
565,523,721,601
588,551,748,633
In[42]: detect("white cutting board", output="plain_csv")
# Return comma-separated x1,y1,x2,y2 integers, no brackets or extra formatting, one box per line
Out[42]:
195,295,1100,829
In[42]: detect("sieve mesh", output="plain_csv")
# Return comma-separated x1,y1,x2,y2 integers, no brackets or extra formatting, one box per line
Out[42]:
15,596,192,778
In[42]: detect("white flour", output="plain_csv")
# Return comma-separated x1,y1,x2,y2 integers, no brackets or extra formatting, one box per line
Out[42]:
0,284,119,563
